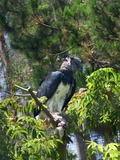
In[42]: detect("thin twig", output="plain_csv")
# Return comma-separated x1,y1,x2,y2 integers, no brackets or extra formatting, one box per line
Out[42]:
14,84,37,94
15,84,29,92
55,44,76,56
33,10,60,31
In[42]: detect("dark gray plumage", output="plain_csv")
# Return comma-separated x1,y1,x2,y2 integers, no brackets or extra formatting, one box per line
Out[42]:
34,56,82,118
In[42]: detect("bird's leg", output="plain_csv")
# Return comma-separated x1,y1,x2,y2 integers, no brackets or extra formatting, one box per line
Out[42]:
51,112,68,138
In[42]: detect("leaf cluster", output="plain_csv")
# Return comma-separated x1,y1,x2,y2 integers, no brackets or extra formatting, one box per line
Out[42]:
67,68,120,135
87,141,120,160
0,98,61,160
0,0,120,87
67,67,120,158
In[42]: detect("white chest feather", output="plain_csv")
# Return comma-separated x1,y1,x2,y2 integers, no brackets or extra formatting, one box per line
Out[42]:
46,82,70,112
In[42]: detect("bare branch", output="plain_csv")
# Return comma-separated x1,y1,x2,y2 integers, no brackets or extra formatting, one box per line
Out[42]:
33,10,72,34
38,21,60,31
55,44,76,56
15,84,37,94
33,10,60,31
15,84,29,92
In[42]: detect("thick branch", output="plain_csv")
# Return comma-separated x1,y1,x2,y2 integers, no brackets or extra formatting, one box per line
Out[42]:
14,85,57,126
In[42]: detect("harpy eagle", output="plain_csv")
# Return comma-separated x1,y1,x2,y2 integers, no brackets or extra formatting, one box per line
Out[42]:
34,56,82,119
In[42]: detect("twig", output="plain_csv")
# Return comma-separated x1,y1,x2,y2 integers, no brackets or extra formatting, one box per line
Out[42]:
33,10,60,31
55,44,76,56
14,84,37,94
15,84,29,92
33,10,71,34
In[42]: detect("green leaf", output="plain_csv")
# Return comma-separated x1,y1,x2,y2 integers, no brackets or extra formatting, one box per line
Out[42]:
109,150,119,158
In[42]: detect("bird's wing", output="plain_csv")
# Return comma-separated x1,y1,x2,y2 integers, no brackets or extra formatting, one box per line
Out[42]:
34,71,62,117
61,79,76,111
36,71,62,99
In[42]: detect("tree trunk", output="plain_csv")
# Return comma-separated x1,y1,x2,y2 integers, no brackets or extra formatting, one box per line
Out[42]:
0,33,7,66
58,140,66,160
74,133,87,160
75,133,96,160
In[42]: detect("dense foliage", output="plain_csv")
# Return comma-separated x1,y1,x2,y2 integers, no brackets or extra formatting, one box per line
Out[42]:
0,98,60,160
67,68,120,159
0,0,119,85
68,68,120,135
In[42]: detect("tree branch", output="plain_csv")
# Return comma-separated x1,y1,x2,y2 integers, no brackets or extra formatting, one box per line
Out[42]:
14,84,57,127
33,10,60,31
14,85,67,158
55,44,76,56
33,10,72,34
14,84,37,94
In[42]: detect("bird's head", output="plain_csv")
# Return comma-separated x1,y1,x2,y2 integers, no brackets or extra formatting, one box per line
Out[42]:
60,56,83,73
